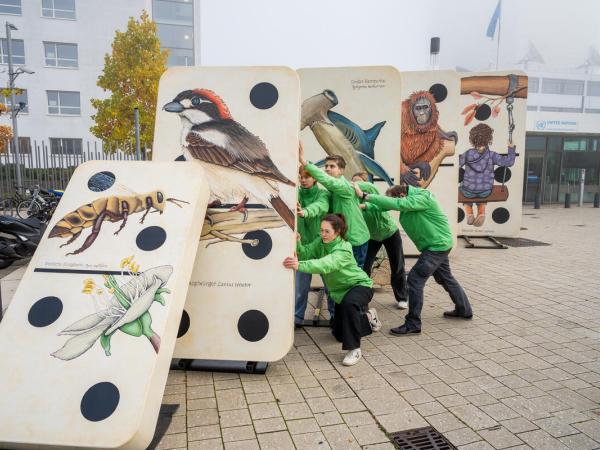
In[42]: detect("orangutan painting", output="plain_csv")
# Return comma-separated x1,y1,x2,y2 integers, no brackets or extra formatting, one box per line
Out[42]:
400,90,457,188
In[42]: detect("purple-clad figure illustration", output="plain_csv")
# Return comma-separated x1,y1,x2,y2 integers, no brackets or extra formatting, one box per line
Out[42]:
459,124,516,227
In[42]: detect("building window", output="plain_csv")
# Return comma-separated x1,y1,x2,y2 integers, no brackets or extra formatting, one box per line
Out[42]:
542,78,584,95
528,77,539,93
7,137,31,154
154,0,194,67
526,136,546,151
44,42,78,68
47,90,80,115
587,81,600,97
42,0,76,19
563,138,587,151
50,137,82,155
1,89,28,113
153,0,193,25
0,38,25,64
0,0,21,15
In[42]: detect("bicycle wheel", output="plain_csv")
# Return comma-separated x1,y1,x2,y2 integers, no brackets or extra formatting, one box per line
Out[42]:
16,200,41,219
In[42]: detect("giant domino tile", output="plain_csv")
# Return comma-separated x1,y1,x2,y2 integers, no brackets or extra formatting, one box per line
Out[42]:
399,70,460,255
152,67,298,362
457,71,527,237
0,161,209,449
298,66,402,207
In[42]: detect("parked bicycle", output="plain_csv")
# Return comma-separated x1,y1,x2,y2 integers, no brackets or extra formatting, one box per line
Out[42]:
16,185,60,222
0,185,31,215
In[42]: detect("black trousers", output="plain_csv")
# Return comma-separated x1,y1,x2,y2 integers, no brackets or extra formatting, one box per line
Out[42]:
405,250,472,331
363,230,408,302
332,285,374,350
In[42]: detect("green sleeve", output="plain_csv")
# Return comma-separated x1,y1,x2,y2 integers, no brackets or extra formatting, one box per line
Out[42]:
364,202,386,212
367,193,431,212
296,237,321,260
298,248,351,275
305,164,352,198
303,190,330,219
358,182,389,211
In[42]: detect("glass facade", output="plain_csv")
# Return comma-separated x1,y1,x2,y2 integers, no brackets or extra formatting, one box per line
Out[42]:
153,0,194,66
524,134,600,204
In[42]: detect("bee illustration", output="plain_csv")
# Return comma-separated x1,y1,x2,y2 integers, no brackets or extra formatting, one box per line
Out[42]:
49,191,188,255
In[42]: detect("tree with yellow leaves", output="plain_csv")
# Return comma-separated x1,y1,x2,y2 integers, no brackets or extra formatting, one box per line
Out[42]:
90,11,168,154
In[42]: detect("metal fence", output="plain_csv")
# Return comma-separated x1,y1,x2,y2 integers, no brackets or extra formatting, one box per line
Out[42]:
0,140,145,200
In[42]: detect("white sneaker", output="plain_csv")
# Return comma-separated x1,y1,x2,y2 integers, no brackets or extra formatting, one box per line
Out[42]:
397,301,408,310
342,348,362,366
368,308,382,332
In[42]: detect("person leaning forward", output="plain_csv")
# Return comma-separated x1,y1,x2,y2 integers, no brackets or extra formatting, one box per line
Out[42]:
354,183,473,335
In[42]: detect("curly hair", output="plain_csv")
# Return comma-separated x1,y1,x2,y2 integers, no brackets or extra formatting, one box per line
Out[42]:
469,123,493,148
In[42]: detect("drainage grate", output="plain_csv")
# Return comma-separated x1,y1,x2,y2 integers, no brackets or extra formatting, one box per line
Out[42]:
390,426,457,450
496,237,551,247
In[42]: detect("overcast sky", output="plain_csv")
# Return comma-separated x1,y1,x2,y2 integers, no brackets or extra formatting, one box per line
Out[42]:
199,0,600,72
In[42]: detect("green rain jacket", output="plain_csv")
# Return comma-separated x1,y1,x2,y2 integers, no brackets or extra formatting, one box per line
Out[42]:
366,187,453,252
357,181,398,242
297,236,373,303
304,163,369,247
298,185,331,245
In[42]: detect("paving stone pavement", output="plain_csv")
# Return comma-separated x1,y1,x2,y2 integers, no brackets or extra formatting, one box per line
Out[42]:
147,206,600,449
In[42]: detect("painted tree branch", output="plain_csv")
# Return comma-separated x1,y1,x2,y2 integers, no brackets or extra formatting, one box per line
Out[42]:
201,208,285,245
461,75,528,98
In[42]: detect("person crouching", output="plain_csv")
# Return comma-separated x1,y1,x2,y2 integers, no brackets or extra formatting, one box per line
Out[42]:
283,214,381,366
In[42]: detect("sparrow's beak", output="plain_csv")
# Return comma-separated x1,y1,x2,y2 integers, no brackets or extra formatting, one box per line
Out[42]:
163,101,184,113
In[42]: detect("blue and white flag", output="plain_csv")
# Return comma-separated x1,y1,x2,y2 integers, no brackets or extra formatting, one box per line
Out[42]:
486,0,502,39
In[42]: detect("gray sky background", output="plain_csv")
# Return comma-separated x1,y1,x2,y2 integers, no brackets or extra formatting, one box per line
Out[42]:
200,0,600,72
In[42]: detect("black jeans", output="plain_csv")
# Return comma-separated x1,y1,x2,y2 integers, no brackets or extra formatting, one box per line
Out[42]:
405,250,472,331
331,285,373,350
363,230,408,302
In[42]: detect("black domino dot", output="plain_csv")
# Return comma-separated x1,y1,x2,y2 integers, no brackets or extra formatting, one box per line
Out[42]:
429,83,448,103
494,167,512,183
238,310,269,342
249,82,278,110
28,296,63,327
88,171,115,192
242,230,272,260
136,226,167,251
177,310,190,338
458,168,465,183
175,155,186,162
492,207,510,224
458,207,465,223
80,382,120,422
475,104,492,121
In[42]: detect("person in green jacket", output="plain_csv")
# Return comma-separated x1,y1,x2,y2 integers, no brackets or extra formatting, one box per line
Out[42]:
354,183,472,335
283,214,381,366
299,143,370,268
352,172,408,309
295,167,331,326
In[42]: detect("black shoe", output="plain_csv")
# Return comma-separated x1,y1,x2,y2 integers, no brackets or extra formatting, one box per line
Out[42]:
443,310,473,319
295,323,304,329
390,324,421,335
